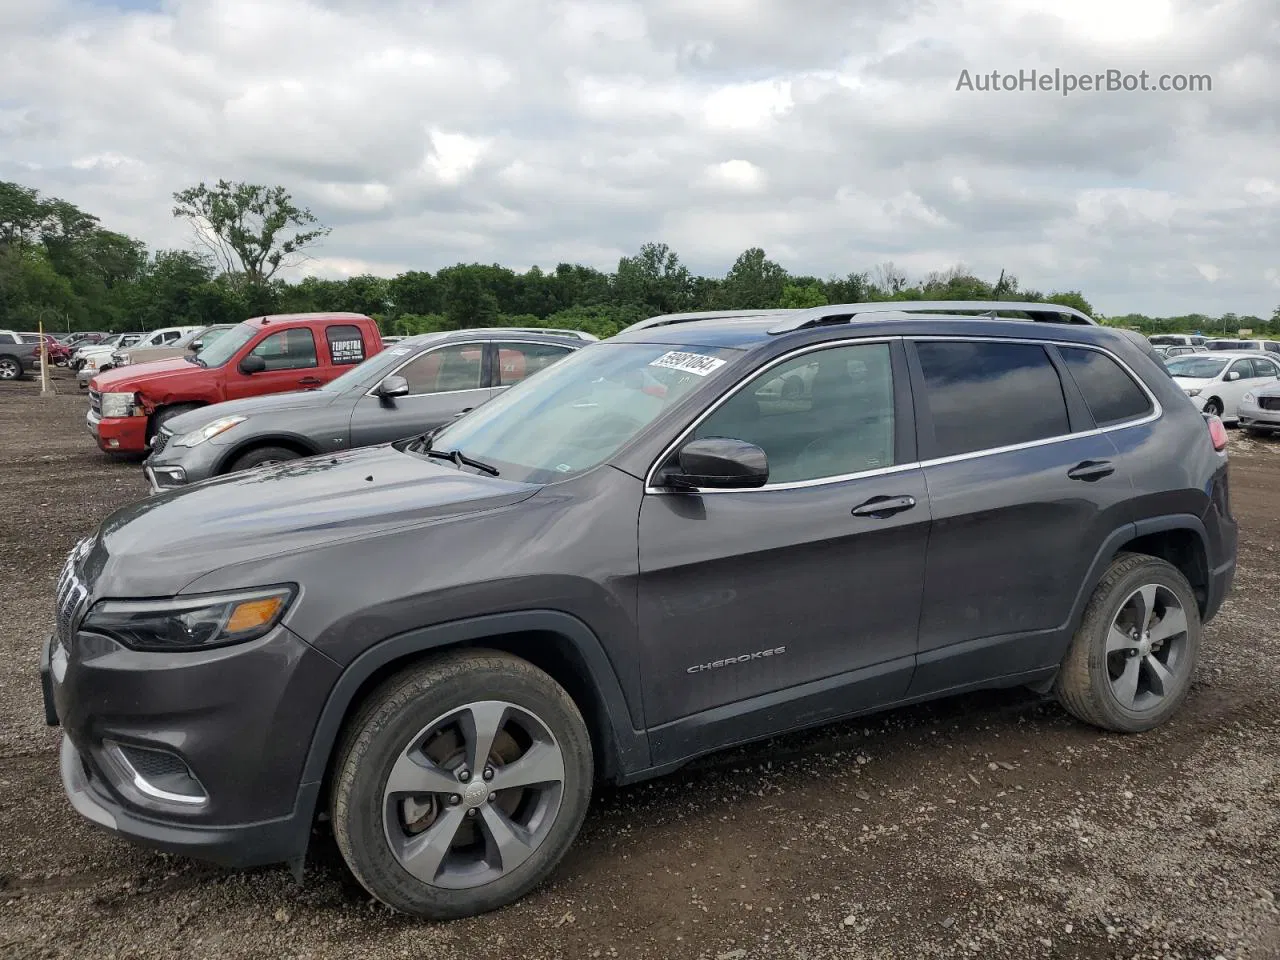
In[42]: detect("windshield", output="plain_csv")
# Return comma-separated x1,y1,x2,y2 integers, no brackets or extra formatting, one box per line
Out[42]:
418,342,742,484
192,322,257,368
1167,357,1227,379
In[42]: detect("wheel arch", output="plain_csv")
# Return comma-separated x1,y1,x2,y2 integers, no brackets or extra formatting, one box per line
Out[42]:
294,610,648,843
213,433,324,474
1069,516,1211,635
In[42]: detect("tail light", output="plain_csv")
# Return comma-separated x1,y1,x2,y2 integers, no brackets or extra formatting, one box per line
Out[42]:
1206,415,1228,452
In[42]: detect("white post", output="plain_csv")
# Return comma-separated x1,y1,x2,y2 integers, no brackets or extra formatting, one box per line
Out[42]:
39,318,51,394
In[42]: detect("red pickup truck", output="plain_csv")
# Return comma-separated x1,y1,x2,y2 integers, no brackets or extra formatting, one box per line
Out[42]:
87,312,383,454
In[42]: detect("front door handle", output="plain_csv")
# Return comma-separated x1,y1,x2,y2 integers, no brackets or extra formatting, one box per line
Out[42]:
1067,459,1115,482
851,494,916,518
298,376,323,387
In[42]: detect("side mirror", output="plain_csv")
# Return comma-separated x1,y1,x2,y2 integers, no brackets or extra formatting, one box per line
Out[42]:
189,340,203,352
377,374,410,399
660,437,768,490
1227,371,1241,381
239,354,267,375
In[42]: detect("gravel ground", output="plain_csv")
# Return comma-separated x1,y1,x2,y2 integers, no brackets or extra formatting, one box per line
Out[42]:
1,372,1278,960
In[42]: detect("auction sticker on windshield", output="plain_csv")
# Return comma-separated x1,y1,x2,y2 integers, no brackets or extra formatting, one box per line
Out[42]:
649,351,726,376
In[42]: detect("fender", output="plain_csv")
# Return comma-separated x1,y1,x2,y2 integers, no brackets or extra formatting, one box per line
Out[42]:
213,432,324,473
291,610,649,829
1064,514,1210,638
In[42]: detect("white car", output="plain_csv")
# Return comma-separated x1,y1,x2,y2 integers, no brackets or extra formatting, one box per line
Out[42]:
75,327,198,386
1165,351,1280,422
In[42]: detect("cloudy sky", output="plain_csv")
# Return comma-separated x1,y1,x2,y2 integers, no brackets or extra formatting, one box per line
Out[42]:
1,0,1277,317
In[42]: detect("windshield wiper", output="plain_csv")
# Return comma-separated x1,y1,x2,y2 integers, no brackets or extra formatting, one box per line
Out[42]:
423,447,500,476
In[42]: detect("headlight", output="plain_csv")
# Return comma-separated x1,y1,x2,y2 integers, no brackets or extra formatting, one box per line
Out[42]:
1185,387,1201,397
84,357,99,369
81,586,295,651
173,415,247,447
112,353,129,366
100,391,140,417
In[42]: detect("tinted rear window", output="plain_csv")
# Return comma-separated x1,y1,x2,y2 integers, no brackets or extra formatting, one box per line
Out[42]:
914,341,1070,458
1058,347,1152,426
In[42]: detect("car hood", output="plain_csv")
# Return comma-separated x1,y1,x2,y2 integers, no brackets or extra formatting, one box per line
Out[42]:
1172,376,1213,390
85,444,540,598
91,357,207,392
164,389,337,434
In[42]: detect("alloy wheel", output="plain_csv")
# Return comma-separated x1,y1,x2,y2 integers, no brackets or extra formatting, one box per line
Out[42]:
0,358,18,379
1105,583,1190,712
382,700,566,890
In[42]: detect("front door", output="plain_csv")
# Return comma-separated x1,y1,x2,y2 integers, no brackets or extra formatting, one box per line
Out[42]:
223,327,326,401
349,341,493,447
637,339,928,763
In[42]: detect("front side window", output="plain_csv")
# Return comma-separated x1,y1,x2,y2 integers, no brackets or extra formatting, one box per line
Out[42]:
420,342,740,483
1059,346,1152,426
495,342,573,386
396,343,484,394
249,328,318,371
915,341,1070,457
691,342,895,484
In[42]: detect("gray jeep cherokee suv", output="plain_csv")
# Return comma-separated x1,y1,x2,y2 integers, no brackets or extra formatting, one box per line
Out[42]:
42,302,1237,920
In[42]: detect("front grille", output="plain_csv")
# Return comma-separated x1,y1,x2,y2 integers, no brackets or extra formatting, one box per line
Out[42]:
150,428,170,455
89,389,102,415
54,540,90,643
1259,397,1280,412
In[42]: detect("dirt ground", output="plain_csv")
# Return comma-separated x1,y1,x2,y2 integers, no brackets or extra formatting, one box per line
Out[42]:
1,372,1278,960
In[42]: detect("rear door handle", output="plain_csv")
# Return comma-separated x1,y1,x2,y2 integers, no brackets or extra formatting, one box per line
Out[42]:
1067,459,1115,482
851,494,916,518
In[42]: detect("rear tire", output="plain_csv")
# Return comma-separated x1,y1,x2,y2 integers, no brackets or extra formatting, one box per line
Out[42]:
227,445,301,473
330,649,593,919
1055,552,1201,734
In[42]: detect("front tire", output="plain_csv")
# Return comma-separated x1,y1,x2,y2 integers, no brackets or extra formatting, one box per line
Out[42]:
0,356,22,380
331,650,593,919
148,403,202,444
1054,552,1201,733
227,445,301,473
1203,397,1224,417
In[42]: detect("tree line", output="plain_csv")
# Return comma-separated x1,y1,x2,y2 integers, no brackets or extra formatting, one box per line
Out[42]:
2,179,1274,340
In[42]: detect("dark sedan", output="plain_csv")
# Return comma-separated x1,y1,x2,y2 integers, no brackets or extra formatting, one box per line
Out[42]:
142,328,591,491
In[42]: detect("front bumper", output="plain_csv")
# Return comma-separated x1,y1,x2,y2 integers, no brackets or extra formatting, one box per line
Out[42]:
1236,402,1280,430
88,410,148,453
48,620,341,868
144,434,221,492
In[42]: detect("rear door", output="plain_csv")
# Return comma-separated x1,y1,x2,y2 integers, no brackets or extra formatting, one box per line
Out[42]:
223,326,324,400
348,340,492,447
905,337,1137,695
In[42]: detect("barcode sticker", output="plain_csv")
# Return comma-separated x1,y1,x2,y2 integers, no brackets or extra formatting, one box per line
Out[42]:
648,351,726,377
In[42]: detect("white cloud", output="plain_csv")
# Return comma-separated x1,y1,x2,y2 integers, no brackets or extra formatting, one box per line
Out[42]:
703,159,766,193
0,0,1276,316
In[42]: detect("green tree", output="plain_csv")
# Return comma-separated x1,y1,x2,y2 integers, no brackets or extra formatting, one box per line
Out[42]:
613,242,693,313
713,247,789,309
172,180,330,284
778,281,827,308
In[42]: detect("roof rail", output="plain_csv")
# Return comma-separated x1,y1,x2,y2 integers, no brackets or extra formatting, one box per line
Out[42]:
619,309,800,335
766,300,1096,334
496,326,599,340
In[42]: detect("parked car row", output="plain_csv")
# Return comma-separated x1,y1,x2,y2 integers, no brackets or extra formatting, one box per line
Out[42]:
45,300,1236,922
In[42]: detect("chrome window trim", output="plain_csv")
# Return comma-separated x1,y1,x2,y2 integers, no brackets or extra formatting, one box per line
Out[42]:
642,334,1161,495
